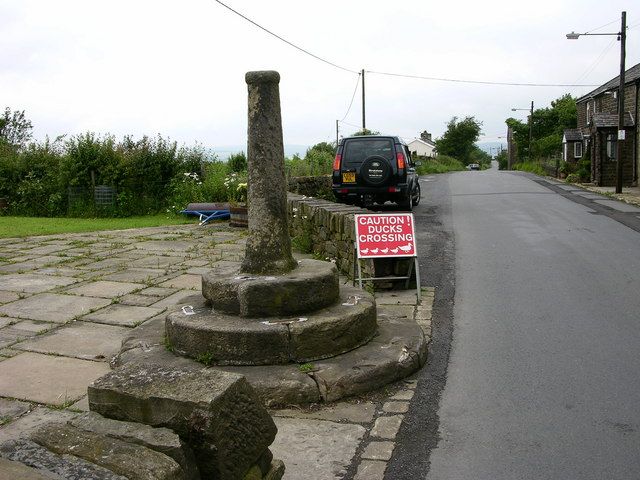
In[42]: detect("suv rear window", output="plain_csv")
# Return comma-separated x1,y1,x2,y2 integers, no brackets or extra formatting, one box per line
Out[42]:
343,138,394,168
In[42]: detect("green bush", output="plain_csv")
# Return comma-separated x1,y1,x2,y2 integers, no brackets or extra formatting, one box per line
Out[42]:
285,142,335,178
227,151,247,173
495,151,508,170
0,129,217,217
576,155,590,182
565,173,580,183
559,161,576,176
11,137,66,216
167,161,231,213
512,162,545,176
416,155,465,174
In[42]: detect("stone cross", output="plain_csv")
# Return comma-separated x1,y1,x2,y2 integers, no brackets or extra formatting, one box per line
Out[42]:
240,70,297,275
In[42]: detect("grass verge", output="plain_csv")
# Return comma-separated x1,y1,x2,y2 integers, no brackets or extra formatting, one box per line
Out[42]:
0,214,196,238
511,162,546,176
416,155,466,174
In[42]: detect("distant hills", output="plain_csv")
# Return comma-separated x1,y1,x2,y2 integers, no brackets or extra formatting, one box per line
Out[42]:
212,145,310,160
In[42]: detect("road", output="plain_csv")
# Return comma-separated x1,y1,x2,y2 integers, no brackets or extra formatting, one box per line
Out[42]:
386,164,640,479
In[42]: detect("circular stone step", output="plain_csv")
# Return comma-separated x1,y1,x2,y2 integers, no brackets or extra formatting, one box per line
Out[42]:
201,258,339,318
165,285,377,366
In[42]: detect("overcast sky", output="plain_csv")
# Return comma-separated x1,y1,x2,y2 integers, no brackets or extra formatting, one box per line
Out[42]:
2,0,639,153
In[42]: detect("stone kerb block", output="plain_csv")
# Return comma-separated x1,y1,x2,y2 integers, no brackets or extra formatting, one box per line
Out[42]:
0,439,127,480
88,363,278,480
69,412,200,480
30,423,185,480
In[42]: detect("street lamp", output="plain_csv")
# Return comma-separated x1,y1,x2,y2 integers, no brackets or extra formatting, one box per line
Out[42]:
511,101,534,161
567,11,626,193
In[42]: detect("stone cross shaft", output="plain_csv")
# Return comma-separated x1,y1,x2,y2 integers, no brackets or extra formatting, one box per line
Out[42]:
241,70,297,274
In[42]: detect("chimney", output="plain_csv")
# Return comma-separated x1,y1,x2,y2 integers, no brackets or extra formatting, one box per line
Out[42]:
420,131,432,142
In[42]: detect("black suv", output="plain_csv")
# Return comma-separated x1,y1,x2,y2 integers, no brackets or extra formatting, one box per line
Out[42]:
332,135,420,210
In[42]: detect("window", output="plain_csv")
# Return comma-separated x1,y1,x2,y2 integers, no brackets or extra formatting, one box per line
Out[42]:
574,142,583,158
343,138,394,167
587,102,591,125
606,134,616,161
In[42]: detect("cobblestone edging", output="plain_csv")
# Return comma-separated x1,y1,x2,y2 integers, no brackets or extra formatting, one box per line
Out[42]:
349,287,434,480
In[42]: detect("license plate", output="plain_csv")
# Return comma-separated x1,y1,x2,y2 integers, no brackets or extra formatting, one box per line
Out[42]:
342,172,356,183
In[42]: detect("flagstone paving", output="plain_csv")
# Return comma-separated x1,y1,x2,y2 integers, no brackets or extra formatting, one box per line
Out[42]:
0,224,237,400
65,280,144,298
0,352,110,405
0,273,78,294
0,293,112,323
14,322,130,361
0,222,436,479
81,304,164,327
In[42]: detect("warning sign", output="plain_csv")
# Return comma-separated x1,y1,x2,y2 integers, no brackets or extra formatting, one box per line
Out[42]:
354,213,417,258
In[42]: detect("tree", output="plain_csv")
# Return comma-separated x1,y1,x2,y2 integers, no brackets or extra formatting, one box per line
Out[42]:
227,151,247,173
507,94,577,162
0,107,33,149
352,128,380,136
306,141,335,156
304,142,335,175
469,145,492,166
435,116,483,164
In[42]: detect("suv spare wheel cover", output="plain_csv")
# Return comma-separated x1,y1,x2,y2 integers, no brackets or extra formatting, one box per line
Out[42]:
360,155,391,186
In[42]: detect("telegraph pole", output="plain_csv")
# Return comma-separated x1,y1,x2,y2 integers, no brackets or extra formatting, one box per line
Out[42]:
361,69,366,131
336,120,339,147
529,101,534,160
616,11,626,194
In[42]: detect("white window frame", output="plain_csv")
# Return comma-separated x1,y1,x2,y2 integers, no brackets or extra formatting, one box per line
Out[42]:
574,142,583,158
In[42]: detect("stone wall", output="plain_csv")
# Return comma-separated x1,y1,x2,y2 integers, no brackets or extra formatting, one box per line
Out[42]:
287,175,333,199
287,194,416,287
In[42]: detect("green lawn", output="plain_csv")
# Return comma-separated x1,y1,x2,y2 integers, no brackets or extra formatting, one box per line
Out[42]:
0,215,196,238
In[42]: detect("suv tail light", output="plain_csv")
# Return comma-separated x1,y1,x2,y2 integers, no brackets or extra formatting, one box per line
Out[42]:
396,151,406,170
333,154,342,171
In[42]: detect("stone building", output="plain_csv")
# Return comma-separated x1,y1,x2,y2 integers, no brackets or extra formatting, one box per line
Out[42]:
567,62,640,186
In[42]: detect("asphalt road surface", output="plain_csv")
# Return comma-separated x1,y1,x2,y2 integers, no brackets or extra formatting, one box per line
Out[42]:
386,164,640,479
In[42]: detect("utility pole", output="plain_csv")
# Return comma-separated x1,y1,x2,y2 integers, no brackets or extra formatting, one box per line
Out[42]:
529,101,534,161
566,11,626,192
361,69,366,131
336,120,339,147
616,11,626,194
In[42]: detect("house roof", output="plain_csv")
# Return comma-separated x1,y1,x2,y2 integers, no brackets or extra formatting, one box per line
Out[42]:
576,62,640,103
563,129,583,141
592,112,635,128
408,137,435,147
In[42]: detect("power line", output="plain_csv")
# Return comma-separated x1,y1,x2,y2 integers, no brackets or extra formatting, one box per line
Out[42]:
340,120,366,129
585,18,620,34
365,70,599,88
340,73,361,122
212,0,359,74
213,1,603,88
574,37,617,84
